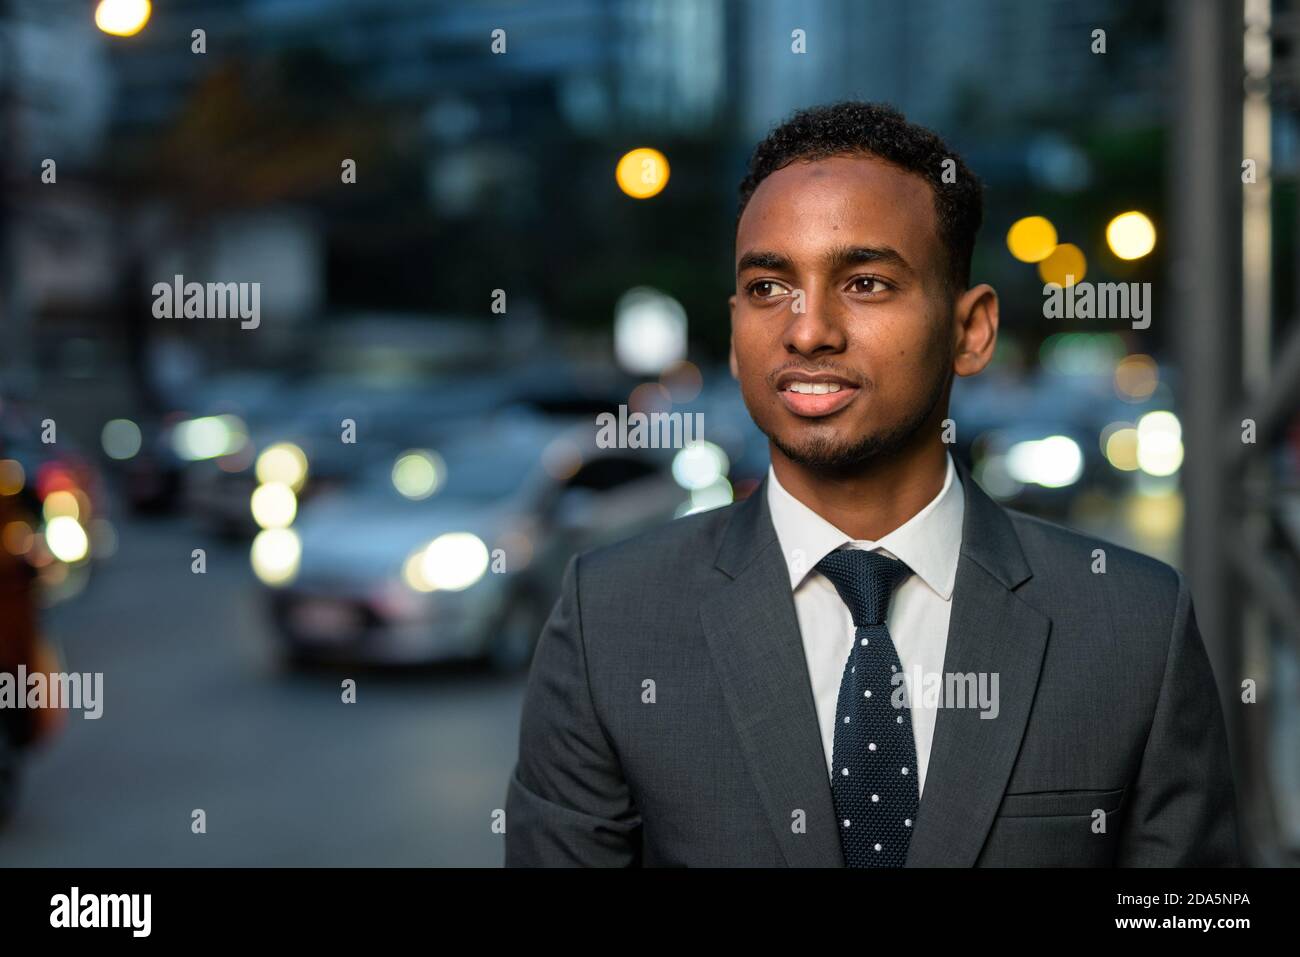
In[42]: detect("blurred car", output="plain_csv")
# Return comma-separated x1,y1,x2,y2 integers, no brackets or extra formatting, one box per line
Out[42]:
951,363,1177,518
181,375,507,536
261,414,685,669
111,370,288,514
185,353,643,538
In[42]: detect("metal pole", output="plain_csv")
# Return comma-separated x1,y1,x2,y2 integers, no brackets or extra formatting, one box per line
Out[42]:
1170,0,1247,842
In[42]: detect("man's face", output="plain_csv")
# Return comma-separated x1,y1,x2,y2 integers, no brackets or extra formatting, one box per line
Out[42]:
730,152,957,474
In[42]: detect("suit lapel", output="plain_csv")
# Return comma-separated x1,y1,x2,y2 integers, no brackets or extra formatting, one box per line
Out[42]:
905,461,1051,866
699,484,844,867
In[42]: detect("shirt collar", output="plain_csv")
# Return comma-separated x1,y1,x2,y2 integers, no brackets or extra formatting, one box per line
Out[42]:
766,452,964,600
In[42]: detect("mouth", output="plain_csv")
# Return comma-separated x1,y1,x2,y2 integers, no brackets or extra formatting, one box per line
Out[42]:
774,371,862,418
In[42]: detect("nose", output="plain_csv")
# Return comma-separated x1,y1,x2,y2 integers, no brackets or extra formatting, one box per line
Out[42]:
783,285,848,358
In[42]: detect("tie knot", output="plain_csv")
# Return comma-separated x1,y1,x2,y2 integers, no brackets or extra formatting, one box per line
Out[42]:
815,548,912,627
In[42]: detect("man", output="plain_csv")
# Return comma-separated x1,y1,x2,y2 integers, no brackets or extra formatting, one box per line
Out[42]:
504,101,1240,867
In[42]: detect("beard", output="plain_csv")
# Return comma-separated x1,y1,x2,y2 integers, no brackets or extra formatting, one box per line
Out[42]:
757,366,951,477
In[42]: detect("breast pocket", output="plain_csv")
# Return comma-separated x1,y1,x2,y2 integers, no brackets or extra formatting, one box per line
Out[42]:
978,787,1128,866
995,787,1126,818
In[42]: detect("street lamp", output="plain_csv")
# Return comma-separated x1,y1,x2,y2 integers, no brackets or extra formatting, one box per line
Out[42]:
94,0,151,37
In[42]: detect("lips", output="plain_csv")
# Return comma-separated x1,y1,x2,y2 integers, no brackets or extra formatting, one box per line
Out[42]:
774,371,862,418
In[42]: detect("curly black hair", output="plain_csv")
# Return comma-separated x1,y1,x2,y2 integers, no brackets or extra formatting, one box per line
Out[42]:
737,101,983,293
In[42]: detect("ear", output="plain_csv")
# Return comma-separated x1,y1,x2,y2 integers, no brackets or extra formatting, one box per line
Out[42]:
952,283,998,378
727,294,740,380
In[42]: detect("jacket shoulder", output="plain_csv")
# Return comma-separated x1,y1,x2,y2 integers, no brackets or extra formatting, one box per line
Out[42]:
1003,506,1184,601
575,499,739,581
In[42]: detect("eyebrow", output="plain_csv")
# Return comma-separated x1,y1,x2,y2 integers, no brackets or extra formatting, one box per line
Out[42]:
735,244,913,278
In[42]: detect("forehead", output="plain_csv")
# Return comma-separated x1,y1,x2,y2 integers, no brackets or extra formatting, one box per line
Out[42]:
736,153,941,272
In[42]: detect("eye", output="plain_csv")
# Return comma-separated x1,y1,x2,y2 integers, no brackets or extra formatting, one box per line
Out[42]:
747,279,790,300
848,275,891,296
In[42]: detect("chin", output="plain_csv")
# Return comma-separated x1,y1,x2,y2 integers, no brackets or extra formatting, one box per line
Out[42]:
769,426,898,473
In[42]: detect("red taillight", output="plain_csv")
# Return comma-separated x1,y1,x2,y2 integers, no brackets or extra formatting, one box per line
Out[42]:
36,463,79,499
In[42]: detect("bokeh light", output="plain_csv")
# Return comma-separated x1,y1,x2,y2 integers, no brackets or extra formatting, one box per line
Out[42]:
615,147,670,199
172,415,248,461
1136,410,1184,476
250,528,301,586
419,533,490,591
1005,435,1084,488
42,490,81,522
95,0,151,37
256,443,309,491
0,459,25,496
1114,354,1159,401
614,287,688,376
672,441,729,491
45,516,89,563
1038,242,1087,286
250,482,298,529
101,418,143,460
1101,423,1140,471
392,450,445,500
1006,216,1058,263
1106,211,1157,260
2,521,33,556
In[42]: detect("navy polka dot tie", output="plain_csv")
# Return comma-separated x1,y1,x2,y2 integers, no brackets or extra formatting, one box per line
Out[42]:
816,548,918,867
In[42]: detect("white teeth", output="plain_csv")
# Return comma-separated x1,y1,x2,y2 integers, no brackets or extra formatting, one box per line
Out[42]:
788,381,843,394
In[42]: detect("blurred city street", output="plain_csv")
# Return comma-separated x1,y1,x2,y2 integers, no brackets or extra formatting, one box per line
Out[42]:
0,0,1296,870
2,510,523,867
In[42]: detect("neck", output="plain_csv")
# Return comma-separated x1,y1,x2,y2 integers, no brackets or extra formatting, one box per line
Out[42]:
770,437,949,542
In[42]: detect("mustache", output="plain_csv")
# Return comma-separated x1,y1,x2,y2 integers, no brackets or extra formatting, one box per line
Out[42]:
765,362,871,389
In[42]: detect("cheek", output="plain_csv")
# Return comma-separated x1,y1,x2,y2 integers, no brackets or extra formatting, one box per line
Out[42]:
731,319,773,379
858,313,947,395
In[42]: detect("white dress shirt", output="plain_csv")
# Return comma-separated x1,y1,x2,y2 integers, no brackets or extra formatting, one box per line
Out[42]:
766,453,964,799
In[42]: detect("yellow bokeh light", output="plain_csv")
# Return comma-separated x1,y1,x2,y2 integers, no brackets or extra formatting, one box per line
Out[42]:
616,148,670,199
392,450,444,500
42,490,81,522
45,516,89,563
1106,211,1156,260
403,551,436,593
1006,216,1058,263
1136,411,1184,476
1103,426,1140,471
256,443,309,492
250,528,301,587
0,459,24,496
95,0,151,36
250,482,298,530
1038,242,1087,286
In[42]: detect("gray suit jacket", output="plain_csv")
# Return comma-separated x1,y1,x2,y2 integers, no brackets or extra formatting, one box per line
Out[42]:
504,461,1240,866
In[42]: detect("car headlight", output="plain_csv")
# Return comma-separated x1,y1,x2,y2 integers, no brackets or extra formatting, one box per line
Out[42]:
404,532,490,592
